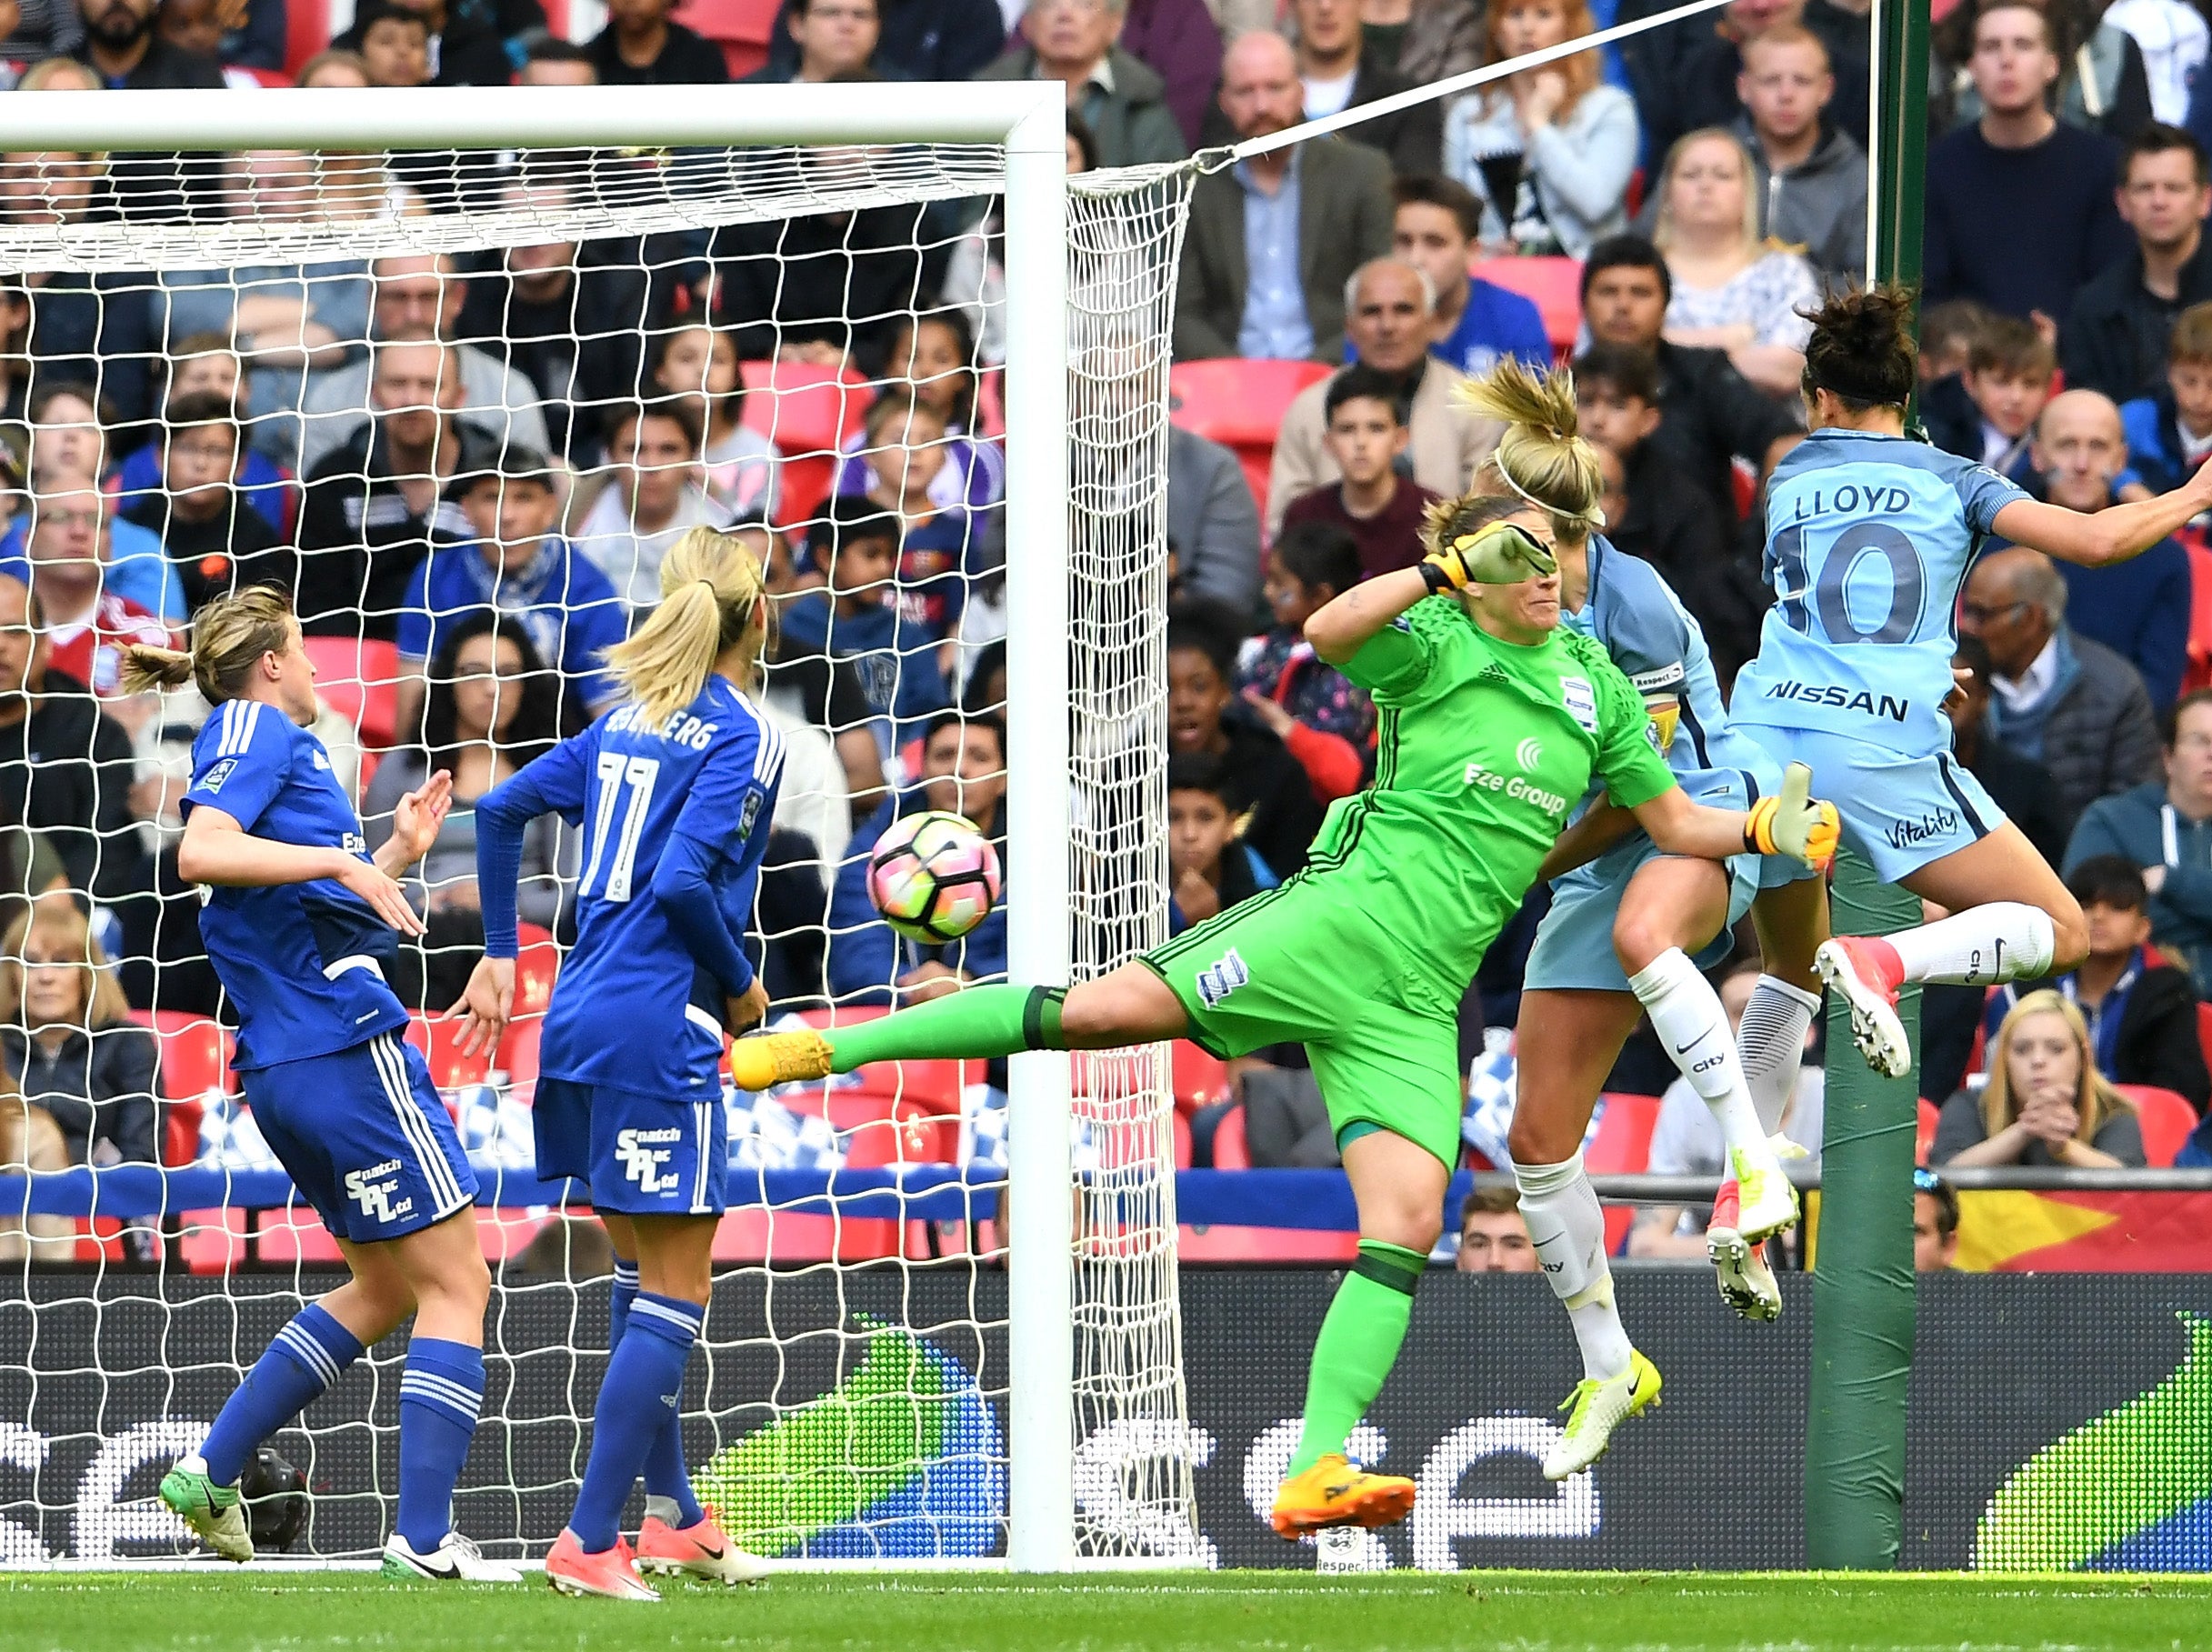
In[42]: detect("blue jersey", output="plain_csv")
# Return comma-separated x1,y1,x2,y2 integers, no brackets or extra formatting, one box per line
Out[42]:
1563,536,1776,802
1733,429,2029,755
181,698,410,1071
479,676,783,1097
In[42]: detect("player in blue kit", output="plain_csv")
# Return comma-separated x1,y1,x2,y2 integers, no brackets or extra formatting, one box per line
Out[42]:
1731,289,2212,1076
451,526,778,1600
1456,365,1837,1478
125,588,517,1581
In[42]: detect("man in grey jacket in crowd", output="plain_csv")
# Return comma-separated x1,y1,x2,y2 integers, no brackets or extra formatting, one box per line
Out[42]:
1959,546,2162,837
2066,686,2212,998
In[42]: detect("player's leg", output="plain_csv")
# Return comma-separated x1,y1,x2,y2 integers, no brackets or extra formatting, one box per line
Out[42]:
1613,855,1799,1247
162,1247,409,1564
728,964,1188,1089
593,1211,712,1547
1509,989,1657,1429
375,1206,515,1581
1822,825,2080,1076
162,1045,444,1566
1269,1127,1440,1537
1269,1006,1457,1538
554,1211,719,1601
1742,873,1828,1136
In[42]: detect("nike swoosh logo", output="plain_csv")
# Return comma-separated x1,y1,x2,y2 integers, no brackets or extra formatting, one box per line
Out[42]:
696,1541,726,1559
1673,1033,1708,1055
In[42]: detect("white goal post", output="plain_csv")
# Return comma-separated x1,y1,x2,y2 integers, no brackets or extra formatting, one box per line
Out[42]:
0,84,1196,1572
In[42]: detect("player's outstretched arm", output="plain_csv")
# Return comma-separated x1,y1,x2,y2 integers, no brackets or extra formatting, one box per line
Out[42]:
1994,459,2212,567
177,806,425,936
1629,764,1840,873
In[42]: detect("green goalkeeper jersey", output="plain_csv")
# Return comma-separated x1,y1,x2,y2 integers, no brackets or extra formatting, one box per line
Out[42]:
1315,596,1677,1010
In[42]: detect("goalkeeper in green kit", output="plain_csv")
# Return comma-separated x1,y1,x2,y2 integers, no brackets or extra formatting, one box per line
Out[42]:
732,494,1839,1538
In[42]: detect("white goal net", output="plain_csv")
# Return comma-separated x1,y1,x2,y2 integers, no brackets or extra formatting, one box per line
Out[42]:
0,85,1197,1569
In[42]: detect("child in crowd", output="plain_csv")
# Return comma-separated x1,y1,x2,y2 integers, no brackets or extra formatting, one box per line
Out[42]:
1918,299,1994,384
650,324,779,521
854,391,972,647
1234,521,1371,805
1166,600,1323,880
779,494,948,745
111,335,294,538
1980,856,2211,1108
395,450,631,736
352,1,432,87
2121,301,2212,496
1277,364,1437,580
118,393,287,614
1166,750,1279,935
832,310,1006,514
1927,315,2054,485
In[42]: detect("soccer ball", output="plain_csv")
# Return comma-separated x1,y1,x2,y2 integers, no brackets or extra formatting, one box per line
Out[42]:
867,810,1003,944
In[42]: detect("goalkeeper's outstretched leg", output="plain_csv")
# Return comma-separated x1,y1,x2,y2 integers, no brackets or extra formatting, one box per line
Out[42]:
726,965,1190,1092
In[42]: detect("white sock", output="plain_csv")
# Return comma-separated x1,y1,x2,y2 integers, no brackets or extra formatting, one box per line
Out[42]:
1628,947,1774,1167
1737,976,1821,1137
1886,903,2056,986
1514,1155,1633,1381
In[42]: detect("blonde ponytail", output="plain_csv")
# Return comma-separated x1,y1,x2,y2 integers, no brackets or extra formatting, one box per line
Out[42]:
1455,359,1606,537
119,586,295,703
604,525,768,728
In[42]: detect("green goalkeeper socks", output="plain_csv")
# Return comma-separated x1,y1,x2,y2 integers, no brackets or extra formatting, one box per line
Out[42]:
1286,1240,1424,1476
825,985,1066,1073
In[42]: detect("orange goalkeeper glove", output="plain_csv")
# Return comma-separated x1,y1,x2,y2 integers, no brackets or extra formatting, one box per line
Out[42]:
1744,761,1840,872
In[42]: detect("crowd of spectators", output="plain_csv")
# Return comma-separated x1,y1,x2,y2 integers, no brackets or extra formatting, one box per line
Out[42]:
0,0,2209,1263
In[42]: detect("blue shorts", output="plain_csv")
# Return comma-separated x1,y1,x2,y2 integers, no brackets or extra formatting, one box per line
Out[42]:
535,1077,727,1216
242,1031,477,1245
1737,724,2003,885
1525,766,1797,994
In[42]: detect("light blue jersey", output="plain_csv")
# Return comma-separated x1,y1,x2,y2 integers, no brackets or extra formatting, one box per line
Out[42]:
1733,429,2029,756
1560,536,1777,797
1526,538,1791,995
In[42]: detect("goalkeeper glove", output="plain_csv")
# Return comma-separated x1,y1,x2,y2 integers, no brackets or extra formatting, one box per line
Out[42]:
1420,521,1557,594
1744,761,1840,872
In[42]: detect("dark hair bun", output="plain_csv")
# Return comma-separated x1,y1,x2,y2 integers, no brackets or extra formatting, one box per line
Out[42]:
1803,284,1918,409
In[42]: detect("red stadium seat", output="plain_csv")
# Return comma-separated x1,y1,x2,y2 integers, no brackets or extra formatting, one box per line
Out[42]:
737,360,876,526
302,636,401,749
2185,544,2212,696
1170,1041,1229,1113
1586,1091,1662,1252
673,0,782,77
1211,1101,1250,1169
497,1014,542,1093
1174,1109,1192,1169
2197,1002,2212,1078
2116,1085,2197,1167
405,1012,491,1092
1472,256,1584,359
512,923,560,1021
284,0,330,75
1917,1097,1939,1166
1167,358,1334,524
131,1009,235,1166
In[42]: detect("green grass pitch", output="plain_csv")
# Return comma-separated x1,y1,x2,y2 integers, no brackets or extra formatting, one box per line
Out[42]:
4,1571,2210,1652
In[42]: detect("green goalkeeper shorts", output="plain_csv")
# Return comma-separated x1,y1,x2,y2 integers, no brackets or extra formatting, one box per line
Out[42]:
1141,878,1465,1173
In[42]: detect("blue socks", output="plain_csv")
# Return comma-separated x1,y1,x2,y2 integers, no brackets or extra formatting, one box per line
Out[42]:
395,1337,485,1552
611,1257,704,1529
202,1304,365,1486
572,1291,703,1553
